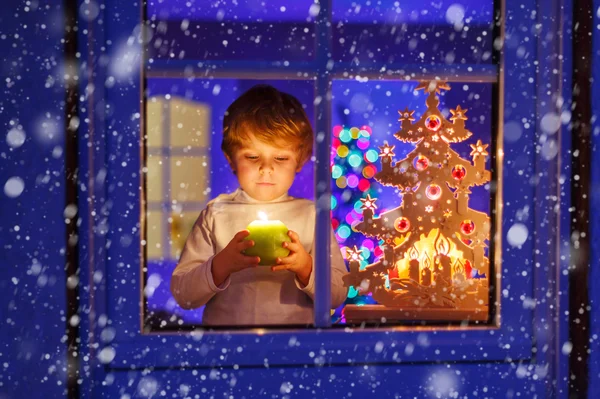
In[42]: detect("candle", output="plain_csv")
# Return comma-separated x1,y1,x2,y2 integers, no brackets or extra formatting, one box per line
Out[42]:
383,245,395,270
346,246,363,274
435,235,452,283
452,259,466,284
474,155,484,171
421,253,432,286
456,189,468,215
363,208,373,224
244,211,291,266
408,246,420,282
473,243,484,270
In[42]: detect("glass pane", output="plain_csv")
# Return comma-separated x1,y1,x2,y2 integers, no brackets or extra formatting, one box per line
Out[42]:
332,0,495,65
143,78,316,327
331,79,494,325
145,0,318,63
146,155,163,203
170,211,199,260
146,210,164,260
146,98,165,147
170,156,209,202
168,98,210,148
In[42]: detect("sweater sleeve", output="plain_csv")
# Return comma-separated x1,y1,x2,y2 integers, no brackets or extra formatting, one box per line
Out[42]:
170,208,230,309
296,225,349,309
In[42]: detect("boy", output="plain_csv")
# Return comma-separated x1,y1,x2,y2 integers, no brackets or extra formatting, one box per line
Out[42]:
170,84,348,326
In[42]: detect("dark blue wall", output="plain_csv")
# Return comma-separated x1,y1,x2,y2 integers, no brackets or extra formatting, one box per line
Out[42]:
0,1,67,398
0,1,599,398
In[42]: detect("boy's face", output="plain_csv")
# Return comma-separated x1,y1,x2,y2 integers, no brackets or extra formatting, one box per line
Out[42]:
226,133,302,201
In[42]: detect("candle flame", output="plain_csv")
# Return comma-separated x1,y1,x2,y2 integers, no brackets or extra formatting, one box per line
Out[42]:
423,252,431,269
453,259,464,274
435,233,450,255
258,211,268,221
409,246,419,260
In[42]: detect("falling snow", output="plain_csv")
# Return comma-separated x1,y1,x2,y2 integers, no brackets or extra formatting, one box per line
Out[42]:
1,0,599,398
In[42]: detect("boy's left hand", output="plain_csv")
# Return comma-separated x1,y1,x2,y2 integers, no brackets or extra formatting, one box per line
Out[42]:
271,230,312,287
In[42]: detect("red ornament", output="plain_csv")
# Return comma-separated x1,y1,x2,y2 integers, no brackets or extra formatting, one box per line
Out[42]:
452,165,466,180
395,217,411,233
426,184,442,200
414,155,429,171
425,115,442,131
460,220,475,235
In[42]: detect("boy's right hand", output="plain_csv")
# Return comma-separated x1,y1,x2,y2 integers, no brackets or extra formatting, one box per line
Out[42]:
211,230,260,287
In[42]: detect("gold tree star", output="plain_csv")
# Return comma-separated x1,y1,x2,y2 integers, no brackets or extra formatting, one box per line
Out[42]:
378,143,395,157
470,140,489,158
360,194,378,210
415,80,451,94
450,105,468,122
346,246,364,262
398,107,415,123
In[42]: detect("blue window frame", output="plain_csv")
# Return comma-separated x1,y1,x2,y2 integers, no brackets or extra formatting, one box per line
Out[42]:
75,0,572,395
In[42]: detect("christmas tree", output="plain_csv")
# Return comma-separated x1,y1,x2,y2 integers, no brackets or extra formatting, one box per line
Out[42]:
343,81,491,322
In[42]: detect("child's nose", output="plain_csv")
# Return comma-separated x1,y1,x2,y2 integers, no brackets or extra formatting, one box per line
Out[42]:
259,161,274,174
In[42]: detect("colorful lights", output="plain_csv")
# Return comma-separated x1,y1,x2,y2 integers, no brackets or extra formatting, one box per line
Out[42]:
356,138,370,150
362,164,377,179
365,149,379,163
358,178,370,192
336,176,347,189
348,153,362,168
337,225,351,239
332,165,343,179
331,125,379,296
346,174,359,188
337,145,349,157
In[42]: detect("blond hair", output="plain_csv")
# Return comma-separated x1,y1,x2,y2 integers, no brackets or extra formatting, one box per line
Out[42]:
221,85,313,166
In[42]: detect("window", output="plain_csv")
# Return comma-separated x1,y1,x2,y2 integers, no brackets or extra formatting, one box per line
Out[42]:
141,0,502,330
330,80,495,324
75,0,569,382
143,78,316,328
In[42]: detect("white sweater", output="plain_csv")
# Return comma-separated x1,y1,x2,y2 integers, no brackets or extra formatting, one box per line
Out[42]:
170,189,348,326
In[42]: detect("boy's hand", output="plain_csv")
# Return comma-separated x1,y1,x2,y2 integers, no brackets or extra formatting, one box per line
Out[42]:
212,230,260,286
271,230,313,287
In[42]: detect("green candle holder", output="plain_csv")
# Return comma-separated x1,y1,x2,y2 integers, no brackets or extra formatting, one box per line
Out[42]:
243,219,291,266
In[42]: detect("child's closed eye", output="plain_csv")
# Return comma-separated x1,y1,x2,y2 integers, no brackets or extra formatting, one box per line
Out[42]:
275,157,289,161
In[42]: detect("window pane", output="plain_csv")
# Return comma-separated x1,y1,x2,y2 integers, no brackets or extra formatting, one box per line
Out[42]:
146,155,164,203
170,156,209,202
331,79,494,325
169,98,210,148
146,210,164,260
146,1,318,63
143,78,316,328
332,0,495,65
